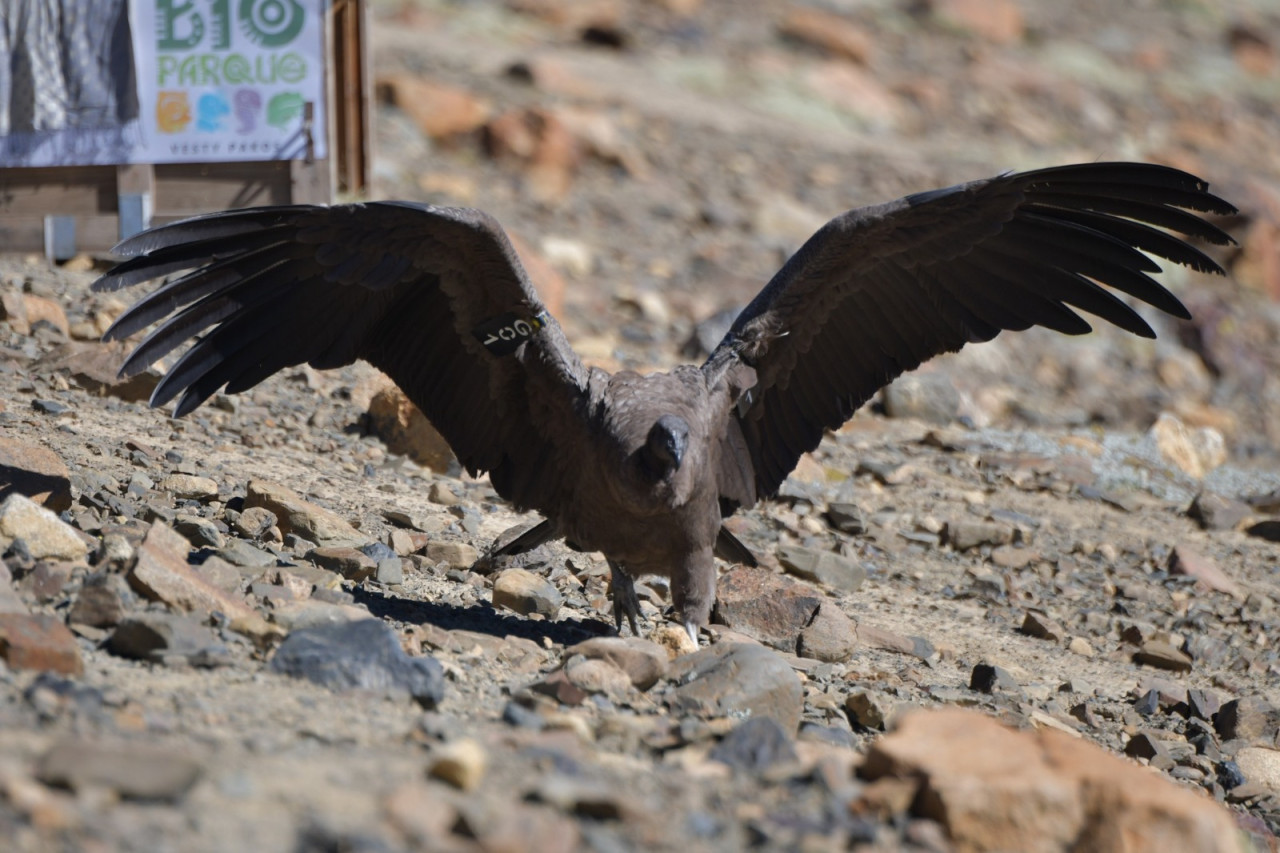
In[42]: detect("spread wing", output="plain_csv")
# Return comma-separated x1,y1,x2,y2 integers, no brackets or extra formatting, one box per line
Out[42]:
93,202,590,515
703,162,1236,506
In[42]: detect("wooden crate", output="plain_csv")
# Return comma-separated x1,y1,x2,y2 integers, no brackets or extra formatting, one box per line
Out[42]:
0,0,369,258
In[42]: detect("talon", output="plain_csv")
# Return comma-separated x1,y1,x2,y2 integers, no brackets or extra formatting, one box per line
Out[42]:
684,621,699,647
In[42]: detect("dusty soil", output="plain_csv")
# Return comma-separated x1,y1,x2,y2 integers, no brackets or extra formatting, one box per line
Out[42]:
2,0,1280,850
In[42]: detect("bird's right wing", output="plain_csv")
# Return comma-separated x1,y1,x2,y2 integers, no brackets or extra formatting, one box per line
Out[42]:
93,202,590,516
703,162,1236,507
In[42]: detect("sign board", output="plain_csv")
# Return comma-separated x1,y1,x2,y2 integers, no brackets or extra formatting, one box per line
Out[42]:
0,0,328,168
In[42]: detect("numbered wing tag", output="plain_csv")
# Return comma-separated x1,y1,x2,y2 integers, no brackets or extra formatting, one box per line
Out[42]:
472,310,550,356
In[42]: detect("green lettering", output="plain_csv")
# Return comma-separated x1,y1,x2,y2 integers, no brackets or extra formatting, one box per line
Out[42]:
157,55,179,86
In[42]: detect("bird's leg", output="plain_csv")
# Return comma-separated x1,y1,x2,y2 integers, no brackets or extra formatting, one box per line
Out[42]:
608,560,640,636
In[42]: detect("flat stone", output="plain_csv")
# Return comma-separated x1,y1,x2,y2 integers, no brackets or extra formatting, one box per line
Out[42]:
862,708,1239,852
0,493,88,561
990,545,1037,569
1125,731,1173,762
1134,640,1193,673
1187,491,1249,531
776,544,866,592
269,618,444,708
970,663,1020,693
564,636,667,689
0,437,72,512
1020,610,1066,642
172,514,225,549
108,612,232,667
37,738,202,802
664,641,804,732
825,502,866,534
245,480,364,547
856,622,936,661
1168,545,1242,598
708,716,798,773
157,474,219,501
563,655,632,701
0,613,82,675
712,565,857,662
269,599,370,632
493,568,562,618
424,541,479,568
945,520,1014,551
39,341,160,402
306,546,377,582
428,738,488,791
128,522,256,620
216,538,278,568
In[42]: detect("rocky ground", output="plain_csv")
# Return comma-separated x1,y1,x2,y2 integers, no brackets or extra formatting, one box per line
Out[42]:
3,0,1280,850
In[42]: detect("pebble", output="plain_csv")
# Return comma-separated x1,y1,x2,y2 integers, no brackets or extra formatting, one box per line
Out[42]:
493,568,562,618
776,544,866,592
157,474,219,501
269,618,445,708
245,480,365,547
37,738,203,801
825,502,866,534
1187,491,1249,531
428,738,488,791
68,572,134,627
424,540,479,568
969,663,1019,693
945,520,1013,551
108,612,232,667
564,636,668,690
846,689,899,731
1133,640,1193,673
0,493,89,561
1020,610,1066,642
563,655,633,701
306,546,377,582
664,642,804,732
172,514,225,549
708,716,798,773
0,613,83,675
231,506,278,539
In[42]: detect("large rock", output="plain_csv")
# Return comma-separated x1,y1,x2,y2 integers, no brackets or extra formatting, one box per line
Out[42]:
0,613,83,675
0,493,88,561
862,708,1239,853
37,738,203,802
663,641,804,732
364,381,455,473
564,636,667,690
37,341,160,403
245,480,364,547
0,437,72,511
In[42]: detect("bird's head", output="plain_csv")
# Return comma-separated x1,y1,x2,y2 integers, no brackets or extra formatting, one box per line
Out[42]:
640,414,690,479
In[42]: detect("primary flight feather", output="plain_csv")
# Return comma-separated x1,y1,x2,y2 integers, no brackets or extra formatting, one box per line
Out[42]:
93,162,1236,644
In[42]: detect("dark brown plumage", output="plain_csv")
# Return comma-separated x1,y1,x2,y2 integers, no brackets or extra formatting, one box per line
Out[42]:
92,162,1236,643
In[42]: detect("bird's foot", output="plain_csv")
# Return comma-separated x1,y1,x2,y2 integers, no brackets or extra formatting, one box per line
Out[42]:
609,560,641,637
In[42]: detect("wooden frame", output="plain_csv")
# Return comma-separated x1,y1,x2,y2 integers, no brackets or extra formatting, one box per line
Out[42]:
0,0,369,259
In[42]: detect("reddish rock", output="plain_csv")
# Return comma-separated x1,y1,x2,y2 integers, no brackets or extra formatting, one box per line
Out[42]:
22,295,69,337
931,0,1024,44
0,437,72,512
365,382,455,473
778,7,875,65
1168,545,1243,598
37,341,160,403
375,74,490,140
565,636,667,690
128,522,256,619
245,480,364,547
0,613,83,675
863,708,1240,852
306,547,377,583
712,564,857,662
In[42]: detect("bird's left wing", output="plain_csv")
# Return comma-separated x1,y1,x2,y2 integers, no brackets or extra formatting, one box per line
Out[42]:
702,162,1236,506
93,202,590,516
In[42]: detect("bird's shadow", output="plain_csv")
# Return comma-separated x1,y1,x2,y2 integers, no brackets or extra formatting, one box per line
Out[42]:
350,585,614,647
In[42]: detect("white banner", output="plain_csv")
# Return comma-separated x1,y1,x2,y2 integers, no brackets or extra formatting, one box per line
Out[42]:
131,0,328,163
0,0,327,168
